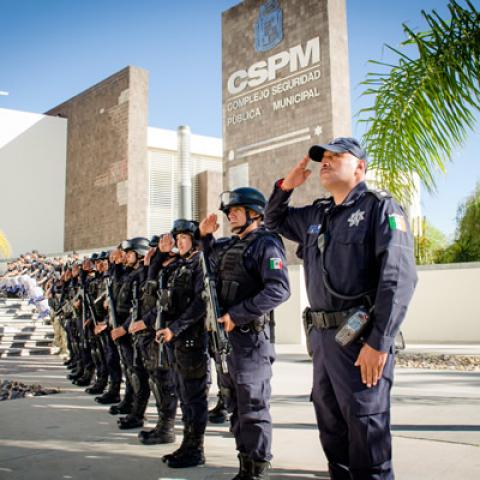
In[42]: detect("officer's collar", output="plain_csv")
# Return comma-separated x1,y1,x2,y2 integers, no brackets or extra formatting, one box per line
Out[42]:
337,181,368,208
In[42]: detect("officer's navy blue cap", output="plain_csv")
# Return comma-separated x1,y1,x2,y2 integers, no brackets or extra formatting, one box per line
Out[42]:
309,137,368,163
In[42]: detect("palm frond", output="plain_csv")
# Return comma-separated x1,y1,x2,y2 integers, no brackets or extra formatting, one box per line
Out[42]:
358,0,480,204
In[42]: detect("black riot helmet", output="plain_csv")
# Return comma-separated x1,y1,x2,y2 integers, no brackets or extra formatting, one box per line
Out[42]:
90,252,99,262
125,237,150,258
219,187,266,216
149,235,160,248
119,239,131,251
171,219,199,239
219,187,266,234
98,251,109,261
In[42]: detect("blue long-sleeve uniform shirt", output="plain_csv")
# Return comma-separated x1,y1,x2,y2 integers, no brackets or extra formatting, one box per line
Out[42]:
201,227,291,326
264,181,417,352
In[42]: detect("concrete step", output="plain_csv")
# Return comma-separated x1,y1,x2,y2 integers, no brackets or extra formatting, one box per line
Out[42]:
0,310,35,316
0,333,54,341
0,346,54,358
0,340,53,349
0,322,53,334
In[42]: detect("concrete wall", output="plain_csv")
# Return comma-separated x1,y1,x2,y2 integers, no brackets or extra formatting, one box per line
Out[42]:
403,263,480,343
46,66,149,251
0,108,67,256
274,263,480,345
222,0,351,263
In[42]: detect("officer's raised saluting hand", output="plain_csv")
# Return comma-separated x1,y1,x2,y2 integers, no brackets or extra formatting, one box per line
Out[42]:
281,155,312,191
159,233,175,253
199,213,219,237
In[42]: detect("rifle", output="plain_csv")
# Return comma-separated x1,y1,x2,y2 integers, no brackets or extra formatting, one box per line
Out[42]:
105,276,118,329
84,281,106,364
155,271,168,368
131,280,139,323
199,251,230,375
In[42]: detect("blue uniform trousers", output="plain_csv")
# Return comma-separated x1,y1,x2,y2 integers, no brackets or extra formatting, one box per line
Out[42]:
220,326,275,462
99,329,122,383
136,332,177,420
310,328,394,480
168,335,209,433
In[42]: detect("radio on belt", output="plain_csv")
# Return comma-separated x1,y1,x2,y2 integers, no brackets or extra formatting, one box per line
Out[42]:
335,307,370,347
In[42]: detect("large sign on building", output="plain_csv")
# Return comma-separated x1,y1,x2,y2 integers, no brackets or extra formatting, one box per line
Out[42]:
222,0,351,214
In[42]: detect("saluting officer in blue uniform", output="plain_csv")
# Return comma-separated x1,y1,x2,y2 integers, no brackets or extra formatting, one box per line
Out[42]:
264,138,417,480
154,219,209,468
199,188,291,480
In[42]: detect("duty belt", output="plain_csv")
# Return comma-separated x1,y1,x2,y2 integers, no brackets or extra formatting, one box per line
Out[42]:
236,316,268,333
306,308,357,329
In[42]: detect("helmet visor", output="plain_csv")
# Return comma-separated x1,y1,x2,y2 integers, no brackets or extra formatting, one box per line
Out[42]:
219,191,245,211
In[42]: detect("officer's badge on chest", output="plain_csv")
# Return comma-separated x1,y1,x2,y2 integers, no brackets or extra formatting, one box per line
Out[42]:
347,209,365,227
307,224,321,234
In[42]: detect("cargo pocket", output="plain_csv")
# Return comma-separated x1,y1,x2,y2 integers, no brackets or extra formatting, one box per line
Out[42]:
174,344,208,380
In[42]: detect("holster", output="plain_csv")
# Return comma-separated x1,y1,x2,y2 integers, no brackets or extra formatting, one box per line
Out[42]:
302,307,314,358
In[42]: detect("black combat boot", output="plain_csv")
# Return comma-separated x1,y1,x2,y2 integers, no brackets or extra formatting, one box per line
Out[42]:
109,382,134,415
208,396,228,424
75,368,94,387
117,413,144,429
251,461,269,480
117,382,149,429
85,377,107,395
166,428,205,468
95,382,121,404
138,415,176,445
232,453,252,480
67,367,83,381
162,424,191,463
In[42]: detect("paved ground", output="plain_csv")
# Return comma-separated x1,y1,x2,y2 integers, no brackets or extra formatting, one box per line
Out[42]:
0,345,479,480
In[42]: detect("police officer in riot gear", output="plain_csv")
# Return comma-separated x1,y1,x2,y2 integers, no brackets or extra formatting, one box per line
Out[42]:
89,251,123,402
111,237,152,429
154,219,209,468
95,250,122,405
66,260,85,382
110,237,150,429
81,253,109,394
72,257,97,387
129,235,178,445
264,138,418,480
199,188,291,480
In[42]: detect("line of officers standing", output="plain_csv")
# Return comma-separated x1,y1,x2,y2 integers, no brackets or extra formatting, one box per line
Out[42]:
51,187,290,480
51,136,417,480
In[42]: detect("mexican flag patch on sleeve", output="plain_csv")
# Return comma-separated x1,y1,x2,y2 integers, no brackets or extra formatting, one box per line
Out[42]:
269,258,283,270
388,214,407,232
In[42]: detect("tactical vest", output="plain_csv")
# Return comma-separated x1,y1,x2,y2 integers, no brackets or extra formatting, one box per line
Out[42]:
116,271,135,316
140,279,158,314
217,229,268,309
159,257,195,317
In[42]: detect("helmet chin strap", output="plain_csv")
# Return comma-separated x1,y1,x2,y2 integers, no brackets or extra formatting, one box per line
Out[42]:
232,215,254,235
231,210,261,235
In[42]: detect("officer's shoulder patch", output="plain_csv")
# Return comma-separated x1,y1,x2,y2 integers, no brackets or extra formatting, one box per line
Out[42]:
268,258,283,270
365,188,392,201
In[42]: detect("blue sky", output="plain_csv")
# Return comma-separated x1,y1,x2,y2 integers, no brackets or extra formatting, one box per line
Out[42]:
1,0,478,238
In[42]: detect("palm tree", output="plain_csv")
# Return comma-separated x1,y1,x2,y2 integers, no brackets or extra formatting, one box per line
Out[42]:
359,0,480,204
